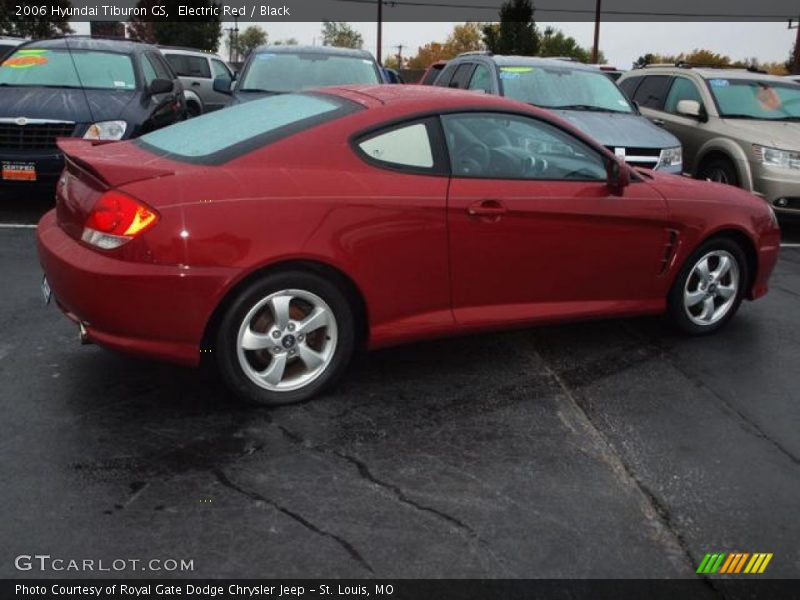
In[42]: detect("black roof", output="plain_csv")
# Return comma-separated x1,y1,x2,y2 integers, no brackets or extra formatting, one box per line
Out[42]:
16,36,155,54
250,45,375,60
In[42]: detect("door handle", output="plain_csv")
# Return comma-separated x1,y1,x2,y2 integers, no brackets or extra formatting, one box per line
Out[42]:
467,199,507,217
191,81,201,87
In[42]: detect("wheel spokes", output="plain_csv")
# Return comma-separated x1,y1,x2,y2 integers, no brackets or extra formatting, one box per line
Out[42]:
268,295,293,330
685,289,706,307
695,258,712,282
259,353,288,386
717,284,736,300
297,343,325,370
241,327,274,351
699,296,716,321
295,306,329,335
712,255,732,280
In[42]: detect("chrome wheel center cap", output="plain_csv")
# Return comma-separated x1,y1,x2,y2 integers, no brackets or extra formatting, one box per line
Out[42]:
281,334,297,349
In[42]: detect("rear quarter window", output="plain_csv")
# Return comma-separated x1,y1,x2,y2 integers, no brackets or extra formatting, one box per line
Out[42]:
136,93,359,164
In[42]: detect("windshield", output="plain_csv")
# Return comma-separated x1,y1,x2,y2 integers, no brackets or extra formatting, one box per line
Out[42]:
0,47,136,90
500,65,633,113
239,52,380,93
706,78,800,120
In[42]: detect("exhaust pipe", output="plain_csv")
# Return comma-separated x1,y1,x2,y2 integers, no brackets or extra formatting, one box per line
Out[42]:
79,322,92,345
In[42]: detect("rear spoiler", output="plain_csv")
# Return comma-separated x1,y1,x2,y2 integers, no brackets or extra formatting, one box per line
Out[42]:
57,139,174,188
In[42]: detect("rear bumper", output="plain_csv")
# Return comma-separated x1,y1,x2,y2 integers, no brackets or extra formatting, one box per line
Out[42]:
37,210,237,367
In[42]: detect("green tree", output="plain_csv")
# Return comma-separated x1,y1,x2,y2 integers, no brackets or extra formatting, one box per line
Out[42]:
482,0,538,56
538,27,603,63
128,0,221,52
0,0,73,38
231,25,267,59
273,38,299,46
321,21,363,49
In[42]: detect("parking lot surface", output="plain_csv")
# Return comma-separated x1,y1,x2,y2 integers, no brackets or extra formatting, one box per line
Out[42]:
1,200,798,582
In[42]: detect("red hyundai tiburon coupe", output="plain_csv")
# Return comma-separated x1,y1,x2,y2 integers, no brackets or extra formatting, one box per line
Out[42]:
38,85,781,405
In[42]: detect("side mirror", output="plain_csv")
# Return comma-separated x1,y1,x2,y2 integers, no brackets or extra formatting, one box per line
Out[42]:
607,158,630,195
213,76,233,94
676,99,703,119
148,78,174,96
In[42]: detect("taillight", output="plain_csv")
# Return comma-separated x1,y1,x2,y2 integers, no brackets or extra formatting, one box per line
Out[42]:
82,190,159,250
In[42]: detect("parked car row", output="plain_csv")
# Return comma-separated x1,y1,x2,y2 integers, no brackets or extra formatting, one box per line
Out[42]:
618,64,800,217
3,34,782,404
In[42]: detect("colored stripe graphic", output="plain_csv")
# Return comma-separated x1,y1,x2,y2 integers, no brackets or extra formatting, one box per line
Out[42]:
704,552,774,575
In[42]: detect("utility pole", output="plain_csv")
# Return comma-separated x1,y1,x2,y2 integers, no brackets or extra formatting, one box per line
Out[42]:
790,18,800,74
225,16,239,63
393,44,405,68
591,0,601,64
377,0,383,65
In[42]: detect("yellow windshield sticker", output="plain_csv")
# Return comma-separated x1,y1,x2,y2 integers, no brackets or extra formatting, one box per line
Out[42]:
2,48,49,69
500,67,534,73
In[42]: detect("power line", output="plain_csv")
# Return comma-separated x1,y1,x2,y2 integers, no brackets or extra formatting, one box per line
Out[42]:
336,0,796,19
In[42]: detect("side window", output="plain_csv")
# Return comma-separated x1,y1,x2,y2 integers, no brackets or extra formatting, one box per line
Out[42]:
211,59,231,80
468,64,492,93
357,121,435,170
664,77,703,113
632,75,672,110
146,53,171,81
441,112,607,181
618,76,642,100
447,64,475,89
141,54,158,86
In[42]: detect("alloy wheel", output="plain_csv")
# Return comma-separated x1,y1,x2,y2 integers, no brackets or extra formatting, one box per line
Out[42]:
235,289,338,392
683,250,740,327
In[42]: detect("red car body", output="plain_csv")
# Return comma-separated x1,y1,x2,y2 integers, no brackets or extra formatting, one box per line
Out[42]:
38,85,781,369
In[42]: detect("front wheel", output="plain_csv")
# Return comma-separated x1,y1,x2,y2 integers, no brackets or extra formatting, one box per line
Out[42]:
215,271,355,405
667,238,748,335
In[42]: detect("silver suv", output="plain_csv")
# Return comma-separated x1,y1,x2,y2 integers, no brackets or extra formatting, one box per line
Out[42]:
160,46,234,117
619,65,800,216
435,53,683,174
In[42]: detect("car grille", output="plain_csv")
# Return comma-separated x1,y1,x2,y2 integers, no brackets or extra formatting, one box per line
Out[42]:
0,122,76,151
607,146,661,170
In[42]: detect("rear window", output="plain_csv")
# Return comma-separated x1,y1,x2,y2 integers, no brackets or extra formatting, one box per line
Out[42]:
137,93,358,164
239,52,380,93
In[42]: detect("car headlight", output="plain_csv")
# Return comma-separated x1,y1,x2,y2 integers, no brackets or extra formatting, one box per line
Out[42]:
83,121,127,141
753,144,800,170
658,146,682,169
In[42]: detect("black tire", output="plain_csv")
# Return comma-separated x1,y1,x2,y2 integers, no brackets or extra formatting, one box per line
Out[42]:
186,102,202,118
697,156,739,187
215,271,355,406
667,237,748,335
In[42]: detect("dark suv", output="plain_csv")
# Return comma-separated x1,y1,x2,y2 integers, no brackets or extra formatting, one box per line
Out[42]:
435,53,682,173
0,36,185,192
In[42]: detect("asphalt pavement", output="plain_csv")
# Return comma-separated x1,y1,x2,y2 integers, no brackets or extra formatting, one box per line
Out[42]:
0,198,798,586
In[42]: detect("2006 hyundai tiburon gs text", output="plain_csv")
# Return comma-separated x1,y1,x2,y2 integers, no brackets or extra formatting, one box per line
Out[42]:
37,86,781,405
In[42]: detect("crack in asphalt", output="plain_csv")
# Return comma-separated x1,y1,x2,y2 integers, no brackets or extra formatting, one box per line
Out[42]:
624,327,800,468
213,468,375,574
531,343,710,584
273,424,510,576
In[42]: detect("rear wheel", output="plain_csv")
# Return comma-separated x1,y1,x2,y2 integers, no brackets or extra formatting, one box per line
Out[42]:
186,102,202,118
216,271,355,405
667,238,748,335
698,156,738,187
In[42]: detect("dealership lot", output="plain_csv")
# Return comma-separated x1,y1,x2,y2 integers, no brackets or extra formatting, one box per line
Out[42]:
0,198,799,580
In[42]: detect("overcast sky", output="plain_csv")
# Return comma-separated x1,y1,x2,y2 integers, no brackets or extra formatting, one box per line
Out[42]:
73,21,797,68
